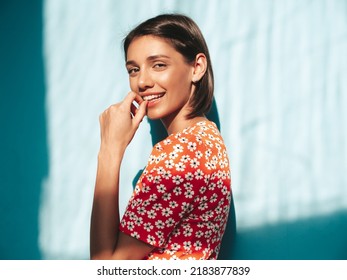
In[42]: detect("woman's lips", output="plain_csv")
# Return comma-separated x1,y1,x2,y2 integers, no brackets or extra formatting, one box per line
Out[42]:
142,93,165,107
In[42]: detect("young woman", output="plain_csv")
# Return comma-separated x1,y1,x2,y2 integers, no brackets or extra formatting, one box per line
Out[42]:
90,14,232,260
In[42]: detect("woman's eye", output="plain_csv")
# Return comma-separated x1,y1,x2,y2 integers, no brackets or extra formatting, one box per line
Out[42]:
153,63,166,69
127,68,139,75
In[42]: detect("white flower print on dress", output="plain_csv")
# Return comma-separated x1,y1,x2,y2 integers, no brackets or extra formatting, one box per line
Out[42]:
135,216,143,226
142,185,151,193
194,169,204,180
185,172,194,181
155,220,165,229
178,136,188,144
147,235,156,245
155,157,161,164
190,158,200,169
153,176,161,184
143,222,153,232
184,189,194,199
183,226,193,237
119,121,232,260
194,240,202,251
175,162,186,171
183,241,192,251
163,139,172,145
171,243,180,251
162,207,173,217
173,144,184,153
149,194,157,201
137,207,146,216
162,170,171,179
165,159,174,169
147,209,157,219
181,154,190,163
173,186,182,196
152,203,162,211
156,184,166,193
169,201,178,208
172,175,183,185
127,221,135,231
131,232,140,239
165,218,175,227
162,192,171,201
187,142,197,151
169,151,178,159
195,150,203,159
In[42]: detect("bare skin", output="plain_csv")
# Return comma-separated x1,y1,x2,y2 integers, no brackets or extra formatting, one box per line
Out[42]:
90,92,154,259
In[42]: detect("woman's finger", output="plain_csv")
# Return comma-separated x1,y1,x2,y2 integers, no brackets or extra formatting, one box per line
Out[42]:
133,100,148,126
128,92,143,117
122,91,139,108
133,93,143,105
130,102,138,116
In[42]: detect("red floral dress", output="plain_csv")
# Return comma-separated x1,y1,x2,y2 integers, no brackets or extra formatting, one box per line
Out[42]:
119,121,232,260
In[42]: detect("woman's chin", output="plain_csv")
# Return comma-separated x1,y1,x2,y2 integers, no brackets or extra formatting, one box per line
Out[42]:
146,113,162,121
146,110,164,121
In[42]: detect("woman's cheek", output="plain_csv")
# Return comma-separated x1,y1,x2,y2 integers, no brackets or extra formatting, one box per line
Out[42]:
129,78,138,92
155,70,171,85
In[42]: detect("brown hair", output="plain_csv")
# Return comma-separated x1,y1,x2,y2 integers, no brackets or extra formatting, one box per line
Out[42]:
123,14,214,119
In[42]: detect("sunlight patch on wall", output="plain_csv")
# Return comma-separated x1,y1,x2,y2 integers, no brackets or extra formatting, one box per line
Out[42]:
41,0,347,258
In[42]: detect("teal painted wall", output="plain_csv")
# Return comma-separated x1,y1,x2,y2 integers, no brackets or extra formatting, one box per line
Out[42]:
0,0,47,259
220,210,347,260
1,0,346,260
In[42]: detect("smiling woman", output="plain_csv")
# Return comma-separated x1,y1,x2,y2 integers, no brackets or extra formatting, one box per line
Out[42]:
126,35,200,129
90,13,232,260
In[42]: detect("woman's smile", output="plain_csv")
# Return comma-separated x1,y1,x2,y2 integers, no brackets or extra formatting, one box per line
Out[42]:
141,92,166,107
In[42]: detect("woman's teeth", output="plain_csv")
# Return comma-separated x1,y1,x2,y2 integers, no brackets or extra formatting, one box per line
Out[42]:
143,94,164,101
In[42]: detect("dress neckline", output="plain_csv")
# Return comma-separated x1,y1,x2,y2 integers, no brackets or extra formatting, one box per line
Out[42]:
167,120,216,137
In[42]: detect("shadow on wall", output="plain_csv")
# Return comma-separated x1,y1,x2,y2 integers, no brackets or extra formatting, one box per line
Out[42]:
232,210,347,260
0,0,47,259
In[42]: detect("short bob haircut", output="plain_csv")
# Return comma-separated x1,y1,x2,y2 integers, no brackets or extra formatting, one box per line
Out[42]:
123,13,214,119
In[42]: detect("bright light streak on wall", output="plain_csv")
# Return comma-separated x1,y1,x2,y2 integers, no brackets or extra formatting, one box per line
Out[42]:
41,0,347,259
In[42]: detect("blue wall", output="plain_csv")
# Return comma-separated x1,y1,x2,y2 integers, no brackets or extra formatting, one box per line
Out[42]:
0,0,47,259
1,0,346,260
221,210,347,260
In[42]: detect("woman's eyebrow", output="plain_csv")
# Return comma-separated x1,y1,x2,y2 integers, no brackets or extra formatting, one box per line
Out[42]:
147,54,170,61
126,55,170,66
125,60,137,67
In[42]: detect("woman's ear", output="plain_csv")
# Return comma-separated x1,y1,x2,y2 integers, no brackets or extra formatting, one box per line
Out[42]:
191,53,207,83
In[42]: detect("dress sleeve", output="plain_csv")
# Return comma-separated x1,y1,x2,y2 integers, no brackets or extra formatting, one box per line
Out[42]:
119,134,210,248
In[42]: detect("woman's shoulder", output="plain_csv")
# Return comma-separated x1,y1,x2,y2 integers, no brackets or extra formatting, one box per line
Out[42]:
152,120,223,153
183,120,223,143
175,120,220,139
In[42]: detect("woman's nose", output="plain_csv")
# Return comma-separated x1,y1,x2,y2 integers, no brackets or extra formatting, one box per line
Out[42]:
138,69,154,90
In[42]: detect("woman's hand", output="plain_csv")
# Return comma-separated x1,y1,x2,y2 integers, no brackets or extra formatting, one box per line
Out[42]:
91,92,152,260
98,91,147,158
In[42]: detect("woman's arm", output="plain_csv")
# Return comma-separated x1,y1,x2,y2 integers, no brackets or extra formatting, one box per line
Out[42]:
90,92,153,259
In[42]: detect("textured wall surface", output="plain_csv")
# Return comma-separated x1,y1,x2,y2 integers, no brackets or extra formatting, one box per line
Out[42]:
0,0,47,260
1,0,346,260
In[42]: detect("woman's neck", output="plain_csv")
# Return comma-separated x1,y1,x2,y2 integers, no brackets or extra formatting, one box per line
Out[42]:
162,114,207,135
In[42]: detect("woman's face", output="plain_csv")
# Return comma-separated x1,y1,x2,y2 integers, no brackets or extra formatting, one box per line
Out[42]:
126,35,194,122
